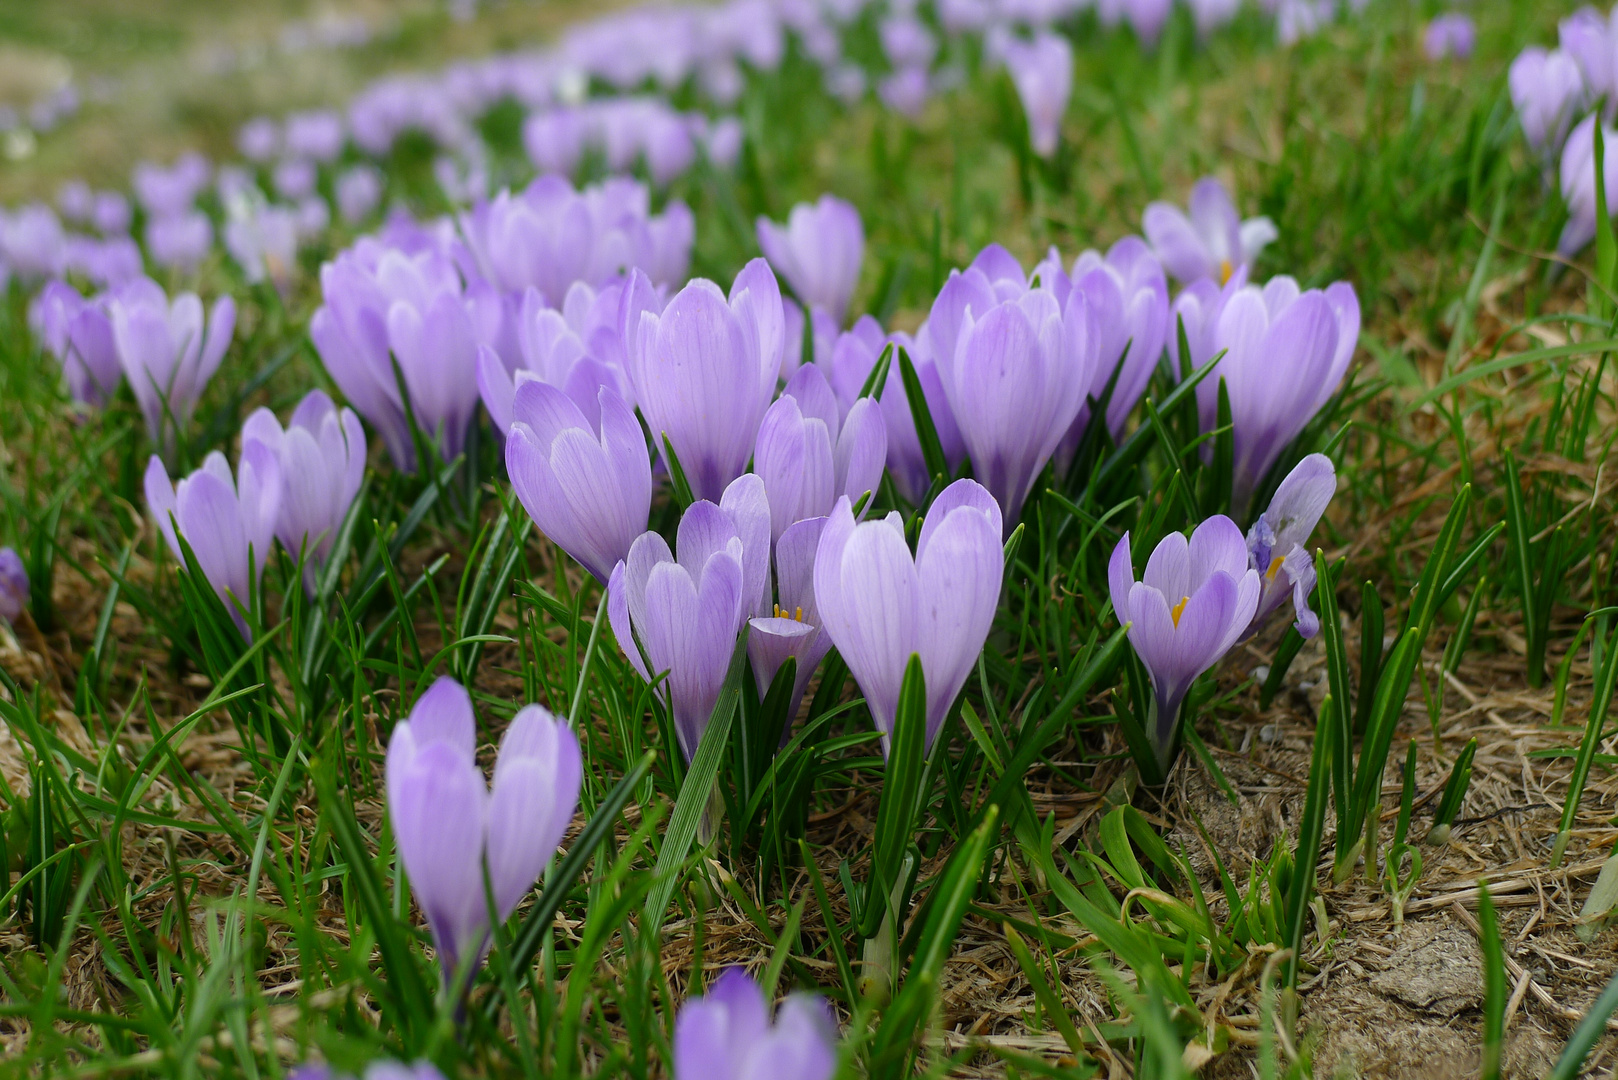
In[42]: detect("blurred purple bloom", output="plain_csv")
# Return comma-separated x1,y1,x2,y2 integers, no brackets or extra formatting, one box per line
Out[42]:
30,281,122,406
1144,177,1277,286
1099,0,1171,47
608,476,770,759
748,515,832,728
57,180,94,223
673,968,837,1080
928,245,1095,530
144,447,281,638
386,677,581,987
0,548,28,625
754,364,886,542
506,380,652,585
878,67,931,117
999,32,1072,158
524,108,586,176
1559,114,1618,257
881,16,938,68
1245,453,1335,639
756,195,864,325
132,153,210,218
238,117,280,162
289,1062,446,1080
64,235,144,288
1510,48,1586,162
1109,517,1261,761
814,481,1002,753
1424,14,1475,62
284,109,346,162
336,166,384,225
109,277,236,446
225,204,300,292
93,192,131,236
273,159,318,201
0,204,67,281
144,212,214,274
627,260,785,501
1186,0,1240,36
241,390,366,589
702,116,746,168
1562,6,1618,116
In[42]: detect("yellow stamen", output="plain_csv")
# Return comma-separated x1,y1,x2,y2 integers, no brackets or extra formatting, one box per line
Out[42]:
1266,555,1285,581
1219,259,1233,285
772,603,806,622
794,605,803,622
1171,596,1189,627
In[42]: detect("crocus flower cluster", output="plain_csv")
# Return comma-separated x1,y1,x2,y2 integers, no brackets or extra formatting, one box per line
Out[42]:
386,678,582,989
673,969,837,1080
0,548,29,626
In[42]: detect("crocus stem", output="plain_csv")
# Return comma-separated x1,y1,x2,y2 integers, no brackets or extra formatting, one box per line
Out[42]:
697,785,725,848
858,850,914,1005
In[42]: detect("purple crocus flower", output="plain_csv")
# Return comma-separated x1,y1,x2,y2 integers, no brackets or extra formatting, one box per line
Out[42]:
144,447,281,638
999,32,1072,159
748,515,832,729
877,67,931,117
241,390,366,590
386,677,582,988
108,277,236,447
756,196,864,325
928,245,1095,530
336,165,385,225
608,476,770,759
506,380,652,585
58,180,94,224
1559,114,1618,258
1109,517,1261,763
93,192,131,236
144,212,214,274
289,1062,446,1080
1423,14,1475,62
0,547,29,625
1143,177,1277,286
813,481,1002,753
0,204,66,281
673,968,837,1080
627,260,784,502
284,109,346,162
30,281,122,406
1098,0,1171,47
754,364,886,542
780,297,839,379
224,204,299,293
1244,453,1335,639
1510,48,1586,164
132,153,210,218
1562,6,1618,116
238,117,279,162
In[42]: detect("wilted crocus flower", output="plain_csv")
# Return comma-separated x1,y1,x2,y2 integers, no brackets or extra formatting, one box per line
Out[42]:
1562,6,1618,115
0,548,28,626
506,380,652,585
673,968,837,1080
386,677,582,989
1510,48,1586,163
814,481,1002,753
627,260,784,502
754,365,886,542
1000,32,1072,158
609,476,770,759
144,212,214,274
144,447,280,638
30,281,122,406
336,165,384,225
928,245,1095,530
241,390,366,589
1424,14,1475,62
1559,114,1618,258
109,277,236,447
748,516,831,728
755,196,864,325
1144,177,1277,285
1109,517,1261,765
1244,453,1334,639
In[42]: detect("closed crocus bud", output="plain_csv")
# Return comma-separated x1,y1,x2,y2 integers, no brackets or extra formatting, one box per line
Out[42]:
1144,177,1277,286
749,516,832,731
628,260,784,502
1562,7,1618,116
673,968,838,1080
1245,453,1335,640
1559,114,1618,258
754,365,886,543
241,390,366,592
608,477,770,759
1510,48,1586,163
30,280,122,407
1198,274,1358,512
1424,14,1475,62
814,481,1002,754
144,447,280,639
1109,518,1261,766
109,277,236,448
386,678,581,991
0,547,29,625
506,381,652,585
928,245,1095,531
756,196,864,326
1000,32,1072,159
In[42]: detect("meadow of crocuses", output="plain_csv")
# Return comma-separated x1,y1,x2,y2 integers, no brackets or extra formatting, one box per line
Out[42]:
1,0,1615,1076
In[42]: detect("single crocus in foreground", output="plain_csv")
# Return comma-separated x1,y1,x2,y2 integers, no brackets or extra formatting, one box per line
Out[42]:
1000,31,1073,158
1143,176,1277,286
0,547,28,626
1109,517,1261,766
144,448,281,640
673,968,837,1080
109,277,236,449
386,677,581,990
754,364,887,543
241,390,366,592
814,481,1002,754
506,380,652,585
1244,453,1336,639
1559,114,1618,258
756,195,864,325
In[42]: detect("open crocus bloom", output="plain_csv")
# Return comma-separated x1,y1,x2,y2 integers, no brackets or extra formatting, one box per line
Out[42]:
813,480,1003,753
754,364,887,543
1143,176,1277,286
386,677,581,990
755,195,864,325
109,277,236,448
1244,453,1336,639
673,968,837,1080
1110,517,1261,765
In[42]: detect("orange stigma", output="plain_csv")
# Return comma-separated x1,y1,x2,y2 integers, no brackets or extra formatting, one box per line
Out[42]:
1219,259,1234,285
1266,555,1285,581
1171,596,1189,626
